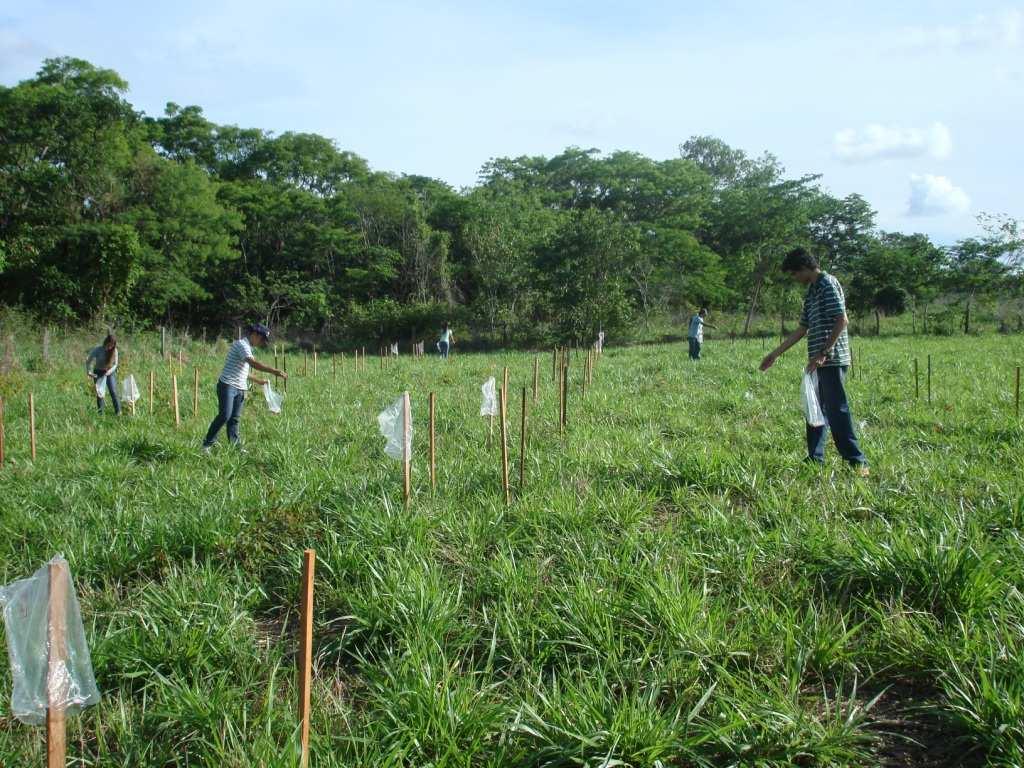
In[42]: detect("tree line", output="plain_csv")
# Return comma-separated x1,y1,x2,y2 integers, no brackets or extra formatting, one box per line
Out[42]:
1,57,1021,346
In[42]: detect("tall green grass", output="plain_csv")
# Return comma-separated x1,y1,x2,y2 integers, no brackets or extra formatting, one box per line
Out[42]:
0,329,1022,766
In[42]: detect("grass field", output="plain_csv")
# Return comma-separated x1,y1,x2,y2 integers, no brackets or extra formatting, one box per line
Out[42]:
0,330,1023,767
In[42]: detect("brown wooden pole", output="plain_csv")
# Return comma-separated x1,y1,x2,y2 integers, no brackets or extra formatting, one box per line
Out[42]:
283,355,288,391
172,375,180,427
914,358,919,400
561,365,569,432
499,387,510,506
429,392,436,491
503,365,509,399
149,370,155,415
518,386,527,491
1016,366,1021,418
552,348,557,382
927,354,932,404
193,367,199,418
304,351,308,376
46,559,68,768
402,392,411,508
297,549,315,768
29,392,36,461
0,396,4,467
332,354,337,382
532,355,539,404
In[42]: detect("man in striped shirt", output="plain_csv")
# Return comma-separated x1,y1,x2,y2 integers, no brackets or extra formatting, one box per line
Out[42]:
760,248,869,476
202,324,287,451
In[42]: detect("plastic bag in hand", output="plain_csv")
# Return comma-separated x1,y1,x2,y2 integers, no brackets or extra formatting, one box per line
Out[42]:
94,376,107,398
480,377,497,417
377,393,411,461
0,556,100,725
121,374,140,405
801,371,826,427
262,382,283,414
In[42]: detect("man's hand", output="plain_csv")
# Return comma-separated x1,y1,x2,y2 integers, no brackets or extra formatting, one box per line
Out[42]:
254,377,269,387
276,369,288,380
806,354,827,374
759,352,778,372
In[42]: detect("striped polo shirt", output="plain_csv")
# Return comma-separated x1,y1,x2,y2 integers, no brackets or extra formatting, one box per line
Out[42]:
799,272,851,367
219,338,254,389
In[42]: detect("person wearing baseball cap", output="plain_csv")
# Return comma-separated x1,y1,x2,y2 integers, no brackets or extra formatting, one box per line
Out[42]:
202,323,286,451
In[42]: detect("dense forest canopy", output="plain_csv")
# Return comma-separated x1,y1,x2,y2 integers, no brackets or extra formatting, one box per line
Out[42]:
1,58,1021,345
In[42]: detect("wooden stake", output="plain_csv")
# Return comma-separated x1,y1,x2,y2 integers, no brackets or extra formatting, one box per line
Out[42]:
1016,366,1021,418
518,387,528,491
297,549,315,768
29,392,36,461
46,559,67,768
177,349,183,370
532,356,539,404
0,397,5,466
429,392,436,491
499,387,510,506
313,346,317,376
561,365,569,432
402,391,411,508
160,326,166,359
332,354,337,382
552,348,557,382
172,375,180,427
914,358,919,400
283,356,288,391
303,351,308,376
193,368,199,418
927,354,932,404
503,365,509,399
149,371,155,416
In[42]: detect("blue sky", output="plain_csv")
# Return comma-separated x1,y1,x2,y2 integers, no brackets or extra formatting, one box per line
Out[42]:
1,0,1020,243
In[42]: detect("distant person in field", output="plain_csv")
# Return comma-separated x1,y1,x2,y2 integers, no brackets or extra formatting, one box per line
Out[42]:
687,308,715,360
760,248,869,476
438,322,454,359
202,324,286,452
86,334,121,415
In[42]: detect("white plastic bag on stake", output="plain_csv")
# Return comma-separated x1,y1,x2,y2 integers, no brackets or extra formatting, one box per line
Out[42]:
378,393,412,461
94,376,107,398
0,556,100,725
121,374,140,405
390,342,399,356
801,371,826,427
480,377,497,417
262,382,283,414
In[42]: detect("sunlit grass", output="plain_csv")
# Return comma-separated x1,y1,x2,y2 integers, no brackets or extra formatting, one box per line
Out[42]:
0,330,1022,765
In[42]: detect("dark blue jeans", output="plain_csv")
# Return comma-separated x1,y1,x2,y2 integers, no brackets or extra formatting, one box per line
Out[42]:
688,338,701,360
203,381,246,447
95,369,121,415
806,366,867,466
438,341,449,359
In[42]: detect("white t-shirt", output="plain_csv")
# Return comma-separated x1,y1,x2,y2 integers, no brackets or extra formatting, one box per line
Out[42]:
440,329,452,343
219,339,253,389
688,315,704,342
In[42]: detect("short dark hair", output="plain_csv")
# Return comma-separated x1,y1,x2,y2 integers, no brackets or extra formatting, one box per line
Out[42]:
781,248,818,273
699,307,709,315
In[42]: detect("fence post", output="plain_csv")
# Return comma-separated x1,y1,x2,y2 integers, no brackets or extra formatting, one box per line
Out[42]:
46,560,68,768
297,550,315,768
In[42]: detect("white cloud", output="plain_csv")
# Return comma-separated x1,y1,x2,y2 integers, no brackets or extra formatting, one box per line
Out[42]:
833,122,952,163
896,9,1022,50
907,174,971,217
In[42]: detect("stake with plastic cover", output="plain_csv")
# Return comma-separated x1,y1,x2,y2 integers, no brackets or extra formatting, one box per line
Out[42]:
121,375,141,405
378,393,412,461
480,377,498,417
801,371,826,427
263,382,284,414
0,556,100,726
